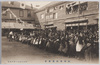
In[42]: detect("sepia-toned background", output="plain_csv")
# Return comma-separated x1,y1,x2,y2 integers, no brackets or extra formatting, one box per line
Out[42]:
0,0,100,65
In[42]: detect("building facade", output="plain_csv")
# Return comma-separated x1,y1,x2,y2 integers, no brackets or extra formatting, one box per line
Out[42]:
1,1,40,35
1,1,99,35
35,1,99,31
2,1,38,30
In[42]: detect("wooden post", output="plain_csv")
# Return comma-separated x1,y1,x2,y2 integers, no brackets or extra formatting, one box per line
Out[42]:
86,21,88,32
65,23,66,35
78,23,80,34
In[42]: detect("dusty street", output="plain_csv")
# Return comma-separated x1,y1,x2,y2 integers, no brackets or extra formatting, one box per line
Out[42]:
1,37,99,64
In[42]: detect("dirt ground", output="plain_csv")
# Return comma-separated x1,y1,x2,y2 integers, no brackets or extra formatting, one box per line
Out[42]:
1,37,99,64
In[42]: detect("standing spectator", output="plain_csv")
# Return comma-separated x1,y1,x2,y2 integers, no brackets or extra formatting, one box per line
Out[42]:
76,32,84,59
9,31,13,41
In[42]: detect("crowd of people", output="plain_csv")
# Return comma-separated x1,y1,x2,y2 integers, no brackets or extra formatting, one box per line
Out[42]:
7,25,99,61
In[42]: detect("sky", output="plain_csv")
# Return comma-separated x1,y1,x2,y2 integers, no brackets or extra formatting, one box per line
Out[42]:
19,1,51,9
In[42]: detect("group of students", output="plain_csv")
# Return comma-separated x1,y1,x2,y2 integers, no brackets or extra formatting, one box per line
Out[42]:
7,25,99,61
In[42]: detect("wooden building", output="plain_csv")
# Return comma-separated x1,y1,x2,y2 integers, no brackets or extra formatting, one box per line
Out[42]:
35,1,99,31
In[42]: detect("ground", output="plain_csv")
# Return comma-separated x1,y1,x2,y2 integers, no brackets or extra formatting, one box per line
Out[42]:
1,37,99,64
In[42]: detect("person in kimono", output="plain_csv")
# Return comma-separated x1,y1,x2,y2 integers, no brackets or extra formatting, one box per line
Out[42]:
9,31,13,41
76,32,85,59
50,36,55,52
62,34,70,56
46,38,51,51
53,33,60,53
58,33,65,54
69,33,76,57
84,30,96,61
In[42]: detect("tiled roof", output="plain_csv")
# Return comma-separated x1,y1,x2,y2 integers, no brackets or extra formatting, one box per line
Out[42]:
1,1,37,10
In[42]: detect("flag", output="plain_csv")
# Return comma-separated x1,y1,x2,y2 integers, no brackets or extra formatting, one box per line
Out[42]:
20,3,25,9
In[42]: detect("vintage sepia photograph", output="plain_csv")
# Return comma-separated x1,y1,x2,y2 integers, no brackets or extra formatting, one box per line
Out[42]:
1,1,99,64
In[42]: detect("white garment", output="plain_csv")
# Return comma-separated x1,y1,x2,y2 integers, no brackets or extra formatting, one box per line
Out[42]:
76,41,84,52
12,36,14,39
33,39,36,44
19,36,22,41
39,40,41,44
39,39,42,44
46,42,50,47
35,39,38,45
9,31,13,35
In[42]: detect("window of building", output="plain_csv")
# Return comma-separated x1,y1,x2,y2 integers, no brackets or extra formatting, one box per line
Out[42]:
53,13,58,19
54,6,57,10
66,4,72,14
2,8,7,16
59,5,64,10
79,2,88,14
41,14,45,19
27,10,31,17
50,14,53,19
46,15,49,19
46,9,49,13
72,5,78,13
66,2,79,14
49,8,54,12
19,10,24,17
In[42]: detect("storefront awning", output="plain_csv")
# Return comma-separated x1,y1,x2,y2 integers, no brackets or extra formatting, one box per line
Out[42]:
66,23,87,27
88,18,98,25
2,22,36,29
65,18,88,24
45,25,57,29
44,22,53,26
